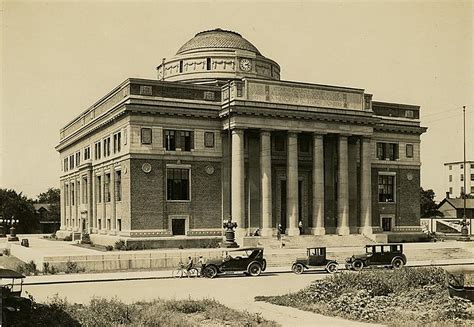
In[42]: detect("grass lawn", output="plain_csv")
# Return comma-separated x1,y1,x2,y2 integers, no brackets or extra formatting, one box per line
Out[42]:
255,267,473,327
9,296,278,327
0,254,25,270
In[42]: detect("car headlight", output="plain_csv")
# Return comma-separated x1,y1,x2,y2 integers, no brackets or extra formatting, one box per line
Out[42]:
345,257,352,263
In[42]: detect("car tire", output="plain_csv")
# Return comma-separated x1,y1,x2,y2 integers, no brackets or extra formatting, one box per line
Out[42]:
203,266,218,279
352,260,364,271
248,262,262,276
392,257,404,269
292,263,305,275
326,262,338,274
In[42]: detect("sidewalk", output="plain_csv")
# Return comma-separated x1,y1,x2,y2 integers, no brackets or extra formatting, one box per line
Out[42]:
22,257,474,285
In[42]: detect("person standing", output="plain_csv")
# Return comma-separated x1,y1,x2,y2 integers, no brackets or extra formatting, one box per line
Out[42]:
277,223,282,240
298,220,303,234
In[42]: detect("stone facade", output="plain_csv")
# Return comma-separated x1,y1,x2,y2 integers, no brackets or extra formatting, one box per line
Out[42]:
56,29,427,244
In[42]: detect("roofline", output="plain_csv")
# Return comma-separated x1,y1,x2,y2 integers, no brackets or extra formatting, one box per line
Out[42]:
372,100,420,110
444,161,474,165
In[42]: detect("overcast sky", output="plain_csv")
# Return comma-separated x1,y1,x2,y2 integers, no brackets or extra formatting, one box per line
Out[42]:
1,0,473,200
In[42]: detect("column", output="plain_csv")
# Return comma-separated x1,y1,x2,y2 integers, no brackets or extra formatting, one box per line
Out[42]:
360,136,373,235
231,129,245,240
260,130,272,236
110,166,117,233
337,135,350,235
87,170,93,233
286,132,299,236
60,181,65,230
311,134,325,235
92,172,97,231
102,170,106,231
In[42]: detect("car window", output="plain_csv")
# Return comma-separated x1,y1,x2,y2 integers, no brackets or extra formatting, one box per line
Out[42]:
309,249,316,255
366,247,373,254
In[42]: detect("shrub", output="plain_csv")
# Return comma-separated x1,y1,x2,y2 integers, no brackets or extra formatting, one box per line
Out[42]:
81,233,91,245
64,235,72,242
65,261,85,274
17,260,38,276
43,262,50,274
105,245,113,251
114,240,126,250
3,248,10,256
164,299,207,314
49,265,58,275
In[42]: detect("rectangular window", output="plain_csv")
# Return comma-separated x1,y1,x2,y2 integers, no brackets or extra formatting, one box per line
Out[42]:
206,58,211,70
95,142,101,160
103,137,111,157
71,182,75,206
167,168,190,201
449,187,453,194
96,176,102,203
141,128,152,144
299,136,310,153
471,174,474,181
70,155,74,169
104,173,111,202
471,164,474,169
460,164,464,169
164,130,176,150
75,152,80,166
179,60,183,73
376,143,384,160
405,110,414,118
65,184,69,205
461,174,464,181
115,170,122,201
113,132,121,153
204,132,215,148
405,144,413,158
378,174,395,202
461,187,464,195
387,143,398,161
82,177,87,204
471,186,474,194
376,142,398,160
76,181,80,205
449,175,452,182
64,158,68,172
84,146,91,160
449,165,452,170
180,131,193,151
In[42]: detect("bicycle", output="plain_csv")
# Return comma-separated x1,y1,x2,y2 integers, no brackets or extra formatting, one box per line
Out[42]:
172,261,199,278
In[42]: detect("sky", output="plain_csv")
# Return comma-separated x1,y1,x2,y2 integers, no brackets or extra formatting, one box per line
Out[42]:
1,0,473,200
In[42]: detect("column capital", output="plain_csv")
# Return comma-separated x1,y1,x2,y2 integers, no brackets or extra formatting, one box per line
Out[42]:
361,135,372,142
313,133,326,139
287,131,300,138
231,129,244,136
338,133,352,138
260,130,272,137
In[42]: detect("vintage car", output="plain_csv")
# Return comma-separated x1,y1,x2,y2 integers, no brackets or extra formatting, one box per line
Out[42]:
202,247,266,278
345,243,407,271
292,247,338,274
1,269,32,326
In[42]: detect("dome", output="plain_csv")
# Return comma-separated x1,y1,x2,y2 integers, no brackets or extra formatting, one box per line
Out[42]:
176,28,261,55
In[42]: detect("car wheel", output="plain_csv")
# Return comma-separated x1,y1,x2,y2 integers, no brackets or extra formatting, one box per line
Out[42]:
248,262,262,276
326,262,338,274
292,263,304,275
203,266,218,279
352,260,364,271
392,257,404,269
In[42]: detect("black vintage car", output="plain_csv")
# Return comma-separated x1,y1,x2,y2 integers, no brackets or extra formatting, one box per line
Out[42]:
1,269,32,326
202,247,266,278
345,243,407,271
292,247,338,274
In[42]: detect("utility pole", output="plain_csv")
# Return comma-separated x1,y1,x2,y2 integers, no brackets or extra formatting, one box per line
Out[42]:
458,105,470,241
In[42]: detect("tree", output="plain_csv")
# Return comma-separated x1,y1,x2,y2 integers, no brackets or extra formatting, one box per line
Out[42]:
36,188,60,222
0,189,37,233
420,187,443,218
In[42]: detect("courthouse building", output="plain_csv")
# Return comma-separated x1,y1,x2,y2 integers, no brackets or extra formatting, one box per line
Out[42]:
56,29,427,244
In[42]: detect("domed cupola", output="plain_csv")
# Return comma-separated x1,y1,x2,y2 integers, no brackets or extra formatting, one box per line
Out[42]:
157,28,280,85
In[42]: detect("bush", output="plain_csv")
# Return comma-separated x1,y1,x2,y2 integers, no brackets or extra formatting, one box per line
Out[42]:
114,240,126,250
105,245,113,251
81,233,91,245
64,235,72,242
65,261,85,274
17,260,38,276
43,262,50,274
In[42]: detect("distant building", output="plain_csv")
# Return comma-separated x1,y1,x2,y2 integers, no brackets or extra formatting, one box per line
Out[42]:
421,197,474,235
33,204,60,234
444,160,474,198
56,29,427,245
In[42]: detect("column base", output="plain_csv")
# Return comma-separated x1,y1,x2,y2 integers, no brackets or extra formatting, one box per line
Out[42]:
359,226,373,236
336,226,350,236
310,227,326,235
260,228,273,237
286,227,300,236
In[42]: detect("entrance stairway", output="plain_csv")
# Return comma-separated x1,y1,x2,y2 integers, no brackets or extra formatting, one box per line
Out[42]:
243,234,372,249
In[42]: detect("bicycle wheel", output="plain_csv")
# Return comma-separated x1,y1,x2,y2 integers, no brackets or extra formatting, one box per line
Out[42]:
172,268,184,278
187,268,198,278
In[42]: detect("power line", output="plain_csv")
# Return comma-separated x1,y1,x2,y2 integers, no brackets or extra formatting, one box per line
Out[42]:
420,106,463,119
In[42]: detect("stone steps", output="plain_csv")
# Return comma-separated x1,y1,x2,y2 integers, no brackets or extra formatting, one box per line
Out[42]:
244,234,372,249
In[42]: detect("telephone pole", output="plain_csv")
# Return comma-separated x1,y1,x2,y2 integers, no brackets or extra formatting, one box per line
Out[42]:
458,105,470,241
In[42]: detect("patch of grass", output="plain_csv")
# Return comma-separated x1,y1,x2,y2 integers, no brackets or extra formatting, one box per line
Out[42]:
0,254,25,270
256,267,472,326
14,295,278,327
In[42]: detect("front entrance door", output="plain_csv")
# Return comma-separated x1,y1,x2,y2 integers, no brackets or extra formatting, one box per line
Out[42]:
172,219,186,235
280,180,287,233
382,217,392,232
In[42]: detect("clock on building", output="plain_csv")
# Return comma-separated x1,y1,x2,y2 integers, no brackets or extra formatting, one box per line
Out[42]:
240,58,252,71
